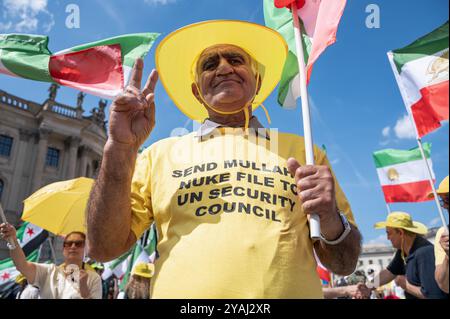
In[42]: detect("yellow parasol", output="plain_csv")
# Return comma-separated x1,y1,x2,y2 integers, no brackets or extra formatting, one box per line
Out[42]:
21,177,94,235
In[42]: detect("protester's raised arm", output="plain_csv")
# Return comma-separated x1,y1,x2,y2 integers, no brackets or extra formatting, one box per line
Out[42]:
0,223,37,283
86,59,158,262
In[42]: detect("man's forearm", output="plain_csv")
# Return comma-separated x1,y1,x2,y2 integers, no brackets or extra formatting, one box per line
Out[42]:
405,280,425,299
86,141,138,261
323,286,351,299
371,269,396,288
315,225,362,275
435,256,449,293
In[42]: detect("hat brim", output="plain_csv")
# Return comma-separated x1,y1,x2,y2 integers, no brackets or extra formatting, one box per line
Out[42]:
156,20,288,122
374,221,428,235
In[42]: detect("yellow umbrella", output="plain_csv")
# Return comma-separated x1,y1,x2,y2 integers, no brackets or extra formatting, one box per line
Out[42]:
22,177,94,235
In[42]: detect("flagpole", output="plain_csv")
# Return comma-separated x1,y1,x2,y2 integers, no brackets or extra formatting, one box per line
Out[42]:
416,137,449,233
291,1,320,240
48,237,57,264
386,203,391,215
387,51,448,233
0,204,16,250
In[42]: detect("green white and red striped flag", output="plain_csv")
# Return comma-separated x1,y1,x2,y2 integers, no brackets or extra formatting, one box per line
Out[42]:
264,0,347,108
373,143,435,203
388,21,449,137
102,224,157,286
0,33,159,99
0,249,39,294
16,221,48,256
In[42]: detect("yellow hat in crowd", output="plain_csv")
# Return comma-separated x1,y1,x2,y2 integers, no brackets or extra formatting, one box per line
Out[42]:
428,175,449,198
374,211,428,235
131,262,155,279
156,20,288,122
15,274,27,284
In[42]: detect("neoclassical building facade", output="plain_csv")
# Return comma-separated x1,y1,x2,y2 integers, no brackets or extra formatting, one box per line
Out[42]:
0,84,107,259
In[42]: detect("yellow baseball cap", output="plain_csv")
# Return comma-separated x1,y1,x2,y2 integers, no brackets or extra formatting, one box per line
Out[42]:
374,211,428,235
428,175,449,198
131,262,155,279
156,20,288,122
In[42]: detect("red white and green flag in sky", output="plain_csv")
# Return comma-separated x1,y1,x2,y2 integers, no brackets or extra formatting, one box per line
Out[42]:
264,0,347,108
0,33,159,99
388,21,449,137
373,143,435,203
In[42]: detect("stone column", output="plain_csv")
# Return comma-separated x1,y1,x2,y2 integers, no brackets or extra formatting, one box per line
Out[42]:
31,128,52,192
66,137,81,180
8,129,34,213
78,145,91,177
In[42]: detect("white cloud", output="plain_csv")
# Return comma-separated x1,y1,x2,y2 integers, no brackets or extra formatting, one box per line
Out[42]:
365,235,390,247
382,126,390,138
394,114,416,139
0,0,54,32
144,0,177,5
331,158,340,165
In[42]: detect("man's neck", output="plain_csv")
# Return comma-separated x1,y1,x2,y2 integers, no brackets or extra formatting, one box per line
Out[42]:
207,109,253,127
403,235,416,256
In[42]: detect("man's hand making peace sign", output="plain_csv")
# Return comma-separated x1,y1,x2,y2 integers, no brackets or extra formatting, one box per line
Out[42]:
109,58,159,150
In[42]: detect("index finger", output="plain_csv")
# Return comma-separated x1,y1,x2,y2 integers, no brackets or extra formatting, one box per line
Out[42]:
129,58,144,89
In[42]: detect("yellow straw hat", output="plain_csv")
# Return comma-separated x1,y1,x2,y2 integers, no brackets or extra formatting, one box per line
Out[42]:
374,211,428,235
131,262,155,279
428,175,449,198
156,20,288,122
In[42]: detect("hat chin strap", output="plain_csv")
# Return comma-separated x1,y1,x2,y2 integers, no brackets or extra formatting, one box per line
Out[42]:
194,73,271,130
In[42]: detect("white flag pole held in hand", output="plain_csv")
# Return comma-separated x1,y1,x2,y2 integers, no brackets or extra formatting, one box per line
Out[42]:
291,1,320,239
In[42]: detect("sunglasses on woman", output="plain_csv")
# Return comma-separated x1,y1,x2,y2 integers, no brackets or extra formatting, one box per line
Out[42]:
63,240,85,248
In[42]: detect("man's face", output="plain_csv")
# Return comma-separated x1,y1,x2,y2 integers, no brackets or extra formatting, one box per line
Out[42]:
192,44,259,113
62,233,85,262
439,193,449,210
386,227,403,249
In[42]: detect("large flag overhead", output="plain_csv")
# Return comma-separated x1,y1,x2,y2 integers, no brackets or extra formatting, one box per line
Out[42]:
264,0,347,108
388,21,449,138
373,143,435,203
0,33,159,99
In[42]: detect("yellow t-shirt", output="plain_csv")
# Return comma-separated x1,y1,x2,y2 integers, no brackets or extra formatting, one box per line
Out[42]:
434,226,448,266
130,129,356,299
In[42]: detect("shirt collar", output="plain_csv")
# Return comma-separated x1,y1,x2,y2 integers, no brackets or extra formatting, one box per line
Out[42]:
195,116,270,141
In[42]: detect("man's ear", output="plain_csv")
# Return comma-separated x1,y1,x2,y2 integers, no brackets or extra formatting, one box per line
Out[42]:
191,83,203,104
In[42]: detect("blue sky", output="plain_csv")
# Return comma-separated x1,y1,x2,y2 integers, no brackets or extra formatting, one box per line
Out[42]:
0,0,448,246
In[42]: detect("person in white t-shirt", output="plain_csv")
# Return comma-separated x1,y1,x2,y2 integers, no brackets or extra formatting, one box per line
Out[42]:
0,225,102,299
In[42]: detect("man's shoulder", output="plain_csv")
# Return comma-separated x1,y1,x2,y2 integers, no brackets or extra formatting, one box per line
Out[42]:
271,130,305,142
409,244,434,263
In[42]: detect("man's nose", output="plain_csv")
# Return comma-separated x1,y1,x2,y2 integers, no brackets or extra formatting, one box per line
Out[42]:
216,58,234,75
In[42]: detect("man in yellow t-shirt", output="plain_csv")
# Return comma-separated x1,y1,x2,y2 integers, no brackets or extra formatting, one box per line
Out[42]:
430,176,449,293
86,21,362,299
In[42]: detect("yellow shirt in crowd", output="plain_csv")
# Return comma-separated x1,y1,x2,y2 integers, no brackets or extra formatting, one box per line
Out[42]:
130,127,356,298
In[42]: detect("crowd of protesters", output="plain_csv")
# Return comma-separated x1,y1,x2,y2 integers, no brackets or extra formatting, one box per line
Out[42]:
0,174,449,299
